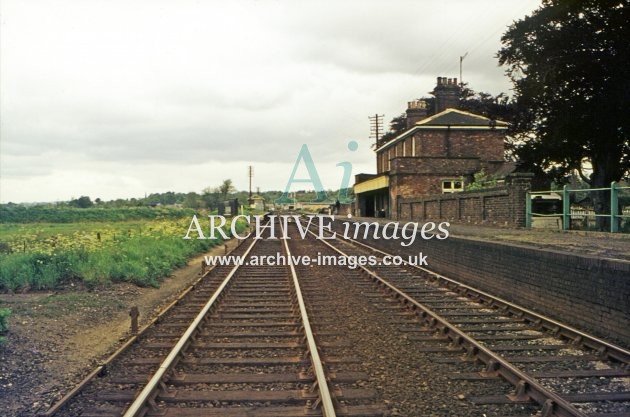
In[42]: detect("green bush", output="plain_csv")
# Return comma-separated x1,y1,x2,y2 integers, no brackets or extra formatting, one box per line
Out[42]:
0,308,10,345
466,169,499,191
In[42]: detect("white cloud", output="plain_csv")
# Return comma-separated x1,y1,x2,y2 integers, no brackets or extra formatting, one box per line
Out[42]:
0,0,542,203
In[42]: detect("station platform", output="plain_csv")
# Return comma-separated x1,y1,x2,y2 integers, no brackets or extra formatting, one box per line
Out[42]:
448,223,629,261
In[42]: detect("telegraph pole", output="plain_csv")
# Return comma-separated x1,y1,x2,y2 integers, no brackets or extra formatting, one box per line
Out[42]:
459,52,468,86
247,165,254,205
369,113,384,147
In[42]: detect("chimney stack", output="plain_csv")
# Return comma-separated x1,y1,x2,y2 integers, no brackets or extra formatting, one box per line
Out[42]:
432,76,461,113
406,99,428,128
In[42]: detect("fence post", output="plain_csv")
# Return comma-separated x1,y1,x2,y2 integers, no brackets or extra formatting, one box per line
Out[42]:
611,181,619,233
525,192,532,228
562,185,570,230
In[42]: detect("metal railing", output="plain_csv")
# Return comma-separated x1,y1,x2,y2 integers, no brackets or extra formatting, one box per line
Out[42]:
526,181,630,233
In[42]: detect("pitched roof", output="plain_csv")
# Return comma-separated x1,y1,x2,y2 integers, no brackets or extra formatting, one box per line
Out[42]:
416,108,509,128
375,108,508,153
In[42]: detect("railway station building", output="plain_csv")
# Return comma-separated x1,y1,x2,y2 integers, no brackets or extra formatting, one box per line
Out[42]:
354,77,516,219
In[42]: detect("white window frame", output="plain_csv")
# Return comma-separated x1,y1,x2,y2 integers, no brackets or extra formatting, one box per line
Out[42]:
442,179,464,193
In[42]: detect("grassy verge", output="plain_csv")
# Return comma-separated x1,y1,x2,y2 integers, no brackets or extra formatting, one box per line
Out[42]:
0,216,248,291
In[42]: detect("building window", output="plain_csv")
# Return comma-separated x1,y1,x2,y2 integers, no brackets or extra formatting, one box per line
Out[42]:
442,179,464,193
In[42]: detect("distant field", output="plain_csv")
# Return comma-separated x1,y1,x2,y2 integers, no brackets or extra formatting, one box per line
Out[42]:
0,205,195,223
0,208,241,291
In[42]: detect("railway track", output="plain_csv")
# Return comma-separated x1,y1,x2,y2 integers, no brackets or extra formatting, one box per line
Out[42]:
304,217,630,417
50,221,385,417
44,214,629,416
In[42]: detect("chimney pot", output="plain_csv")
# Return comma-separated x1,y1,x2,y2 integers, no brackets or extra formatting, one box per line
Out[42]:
408,99,427,109
433,75,461,112
406,99,428,128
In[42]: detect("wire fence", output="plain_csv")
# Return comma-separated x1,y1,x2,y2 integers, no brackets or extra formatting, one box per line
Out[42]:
526,182,630,233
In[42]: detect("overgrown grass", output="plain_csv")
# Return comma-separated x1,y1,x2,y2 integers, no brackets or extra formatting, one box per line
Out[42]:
0,237,212,289
0,216,248,291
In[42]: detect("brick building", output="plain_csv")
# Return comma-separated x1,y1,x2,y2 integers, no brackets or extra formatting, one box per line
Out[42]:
354,77,515,218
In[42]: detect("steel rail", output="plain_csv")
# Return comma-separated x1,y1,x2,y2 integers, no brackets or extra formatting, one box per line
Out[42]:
306,227,590,417
122,237,258,417
281,221,337,417
42,245,228,417
339,233,630,365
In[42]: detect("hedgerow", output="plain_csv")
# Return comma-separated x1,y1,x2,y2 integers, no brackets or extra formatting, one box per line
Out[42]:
0,206,196,224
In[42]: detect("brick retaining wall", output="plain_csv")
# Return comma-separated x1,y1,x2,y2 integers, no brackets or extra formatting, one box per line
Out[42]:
396,173,532,227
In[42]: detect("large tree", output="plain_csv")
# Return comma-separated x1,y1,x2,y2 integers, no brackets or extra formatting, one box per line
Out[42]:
498,0,630,213
219,179,236,200
201,186,221,210
69,196,93,208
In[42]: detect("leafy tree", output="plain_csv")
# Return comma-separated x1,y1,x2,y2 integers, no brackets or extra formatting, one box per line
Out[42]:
458,86,515,124
141,191,183,206
201,187,221,210
183,192,200,209
219,179,236,200
379,113,407,145
498,0,630,223
69,196,93,208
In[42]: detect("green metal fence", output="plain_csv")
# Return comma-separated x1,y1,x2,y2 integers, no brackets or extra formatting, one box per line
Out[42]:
526,182,630,233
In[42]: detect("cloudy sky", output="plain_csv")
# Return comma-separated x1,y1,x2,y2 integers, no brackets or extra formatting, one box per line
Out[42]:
0,0,541,203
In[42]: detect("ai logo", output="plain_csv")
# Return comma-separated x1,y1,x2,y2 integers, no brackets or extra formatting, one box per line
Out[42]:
275,141,358,204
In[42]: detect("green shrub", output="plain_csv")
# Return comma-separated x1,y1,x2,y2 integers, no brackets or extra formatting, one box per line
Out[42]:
466,169,499,191
0,308,10,345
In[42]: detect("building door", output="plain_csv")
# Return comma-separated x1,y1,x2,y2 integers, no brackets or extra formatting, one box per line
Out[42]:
365,195,375,217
